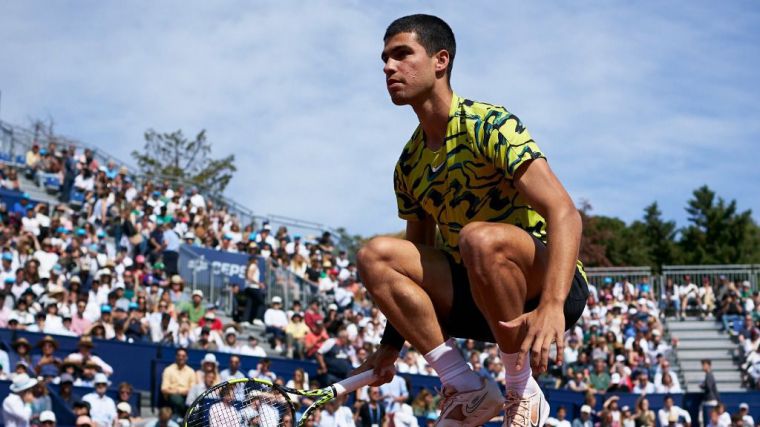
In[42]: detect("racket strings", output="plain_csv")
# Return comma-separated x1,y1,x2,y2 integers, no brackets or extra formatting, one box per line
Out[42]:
186,381,293,427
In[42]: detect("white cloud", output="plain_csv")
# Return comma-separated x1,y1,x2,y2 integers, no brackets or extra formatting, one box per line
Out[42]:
1,1,758,236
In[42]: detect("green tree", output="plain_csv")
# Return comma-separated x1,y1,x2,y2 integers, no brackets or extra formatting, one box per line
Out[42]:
679,185,759,264
631,202,680,271
131,129,236,196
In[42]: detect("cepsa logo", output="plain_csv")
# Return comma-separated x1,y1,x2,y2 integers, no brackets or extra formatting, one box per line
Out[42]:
187,259,245,278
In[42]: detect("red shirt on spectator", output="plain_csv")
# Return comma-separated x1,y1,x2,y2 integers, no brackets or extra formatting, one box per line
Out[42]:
304,305,324,332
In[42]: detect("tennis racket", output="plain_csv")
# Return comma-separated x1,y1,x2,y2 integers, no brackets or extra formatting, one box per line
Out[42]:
184,370,378,427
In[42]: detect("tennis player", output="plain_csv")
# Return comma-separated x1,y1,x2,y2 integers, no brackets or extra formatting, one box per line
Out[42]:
355,14,589,427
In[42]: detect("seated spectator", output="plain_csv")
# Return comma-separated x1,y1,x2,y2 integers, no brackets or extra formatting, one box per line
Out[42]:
632,372,655,394
315,326,354,387
116,382,139,418
566,371,589,393
589,358,610,394
146,407,179,427
285,312,310,359
32,335,61,378
240,335,267,357
657,395,691,427
264,296,288,353
182,289,206,324
379,372,409,417
160,348,196,417
82,373,117,427
3,373,37,427
186,370,216,408
631,397,655,427
409,388,436,419
318,397,354,427
738,403,754,427
195,353,220,385
66,336,113,376
221,327,243,353
58,374,80,409
572,404,592,427
220,355,245,382
285,368,312,408
10,337,33,371
248,358,277,382
305,321,329,359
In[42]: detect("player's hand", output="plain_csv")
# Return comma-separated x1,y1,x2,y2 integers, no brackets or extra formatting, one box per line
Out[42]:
499,305,565,374
351,344,398,386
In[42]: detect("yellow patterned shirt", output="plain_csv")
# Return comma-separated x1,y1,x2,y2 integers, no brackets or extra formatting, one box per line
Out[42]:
394,93,567,267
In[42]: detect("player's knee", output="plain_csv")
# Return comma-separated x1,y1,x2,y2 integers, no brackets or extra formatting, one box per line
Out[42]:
460,222,520,268
356,237,398,278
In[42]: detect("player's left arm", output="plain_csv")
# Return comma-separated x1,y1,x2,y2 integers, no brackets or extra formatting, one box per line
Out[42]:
506,158,582,372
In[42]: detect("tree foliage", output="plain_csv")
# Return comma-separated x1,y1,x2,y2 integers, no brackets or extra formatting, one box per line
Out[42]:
578,186,760,268
131,129,236,196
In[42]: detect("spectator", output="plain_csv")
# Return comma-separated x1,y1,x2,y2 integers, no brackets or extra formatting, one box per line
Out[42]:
183,289,206,324
305,321,329,359
74,415,93,427
195,353,220,385
554,406,571,427
318,397,355,427
116,402,134,426
358,386,387,427
738,403,754,427
146,407,180,427
65,336,113,375
186,370,216,407
82,373,117,427
264,296,288,353
2,373,36,427
221,327,243,353
632,372,655,394
572,404,593,427
248,358,277,382
58,374,80,409
116,382,139,418
285,312,310,359
379,373,409,417
38,411,56,427
220,355,245,381
315,326,354,386
657,395,691,427
240,335,267,357
633,396,656,427
588,358,610,394
285,368,312,409
161,221,180,276
160,348,196,417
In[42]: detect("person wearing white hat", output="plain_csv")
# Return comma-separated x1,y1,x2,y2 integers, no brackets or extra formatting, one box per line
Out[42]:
39,410,56,426
116,401,132,425
738,403,754,426
222,327,242,353
82,373,117,427
2,373,37,427
195,353,220,384
263,297,288,354
573,405,593,427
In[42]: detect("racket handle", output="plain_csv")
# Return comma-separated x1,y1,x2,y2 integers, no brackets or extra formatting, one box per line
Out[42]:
333,370,378,396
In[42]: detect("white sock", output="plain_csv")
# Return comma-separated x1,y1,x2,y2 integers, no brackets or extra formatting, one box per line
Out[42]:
500,349,537,395
424,338,481,392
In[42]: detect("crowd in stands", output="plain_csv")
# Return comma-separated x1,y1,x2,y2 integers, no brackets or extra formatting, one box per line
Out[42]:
1,141,760,426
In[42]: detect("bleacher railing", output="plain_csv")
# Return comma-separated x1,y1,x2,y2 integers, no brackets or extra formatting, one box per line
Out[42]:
0,119,339,240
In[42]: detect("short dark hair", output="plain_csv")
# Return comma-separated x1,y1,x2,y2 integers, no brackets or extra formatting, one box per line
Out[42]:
701,359,711,366
384,14,456,82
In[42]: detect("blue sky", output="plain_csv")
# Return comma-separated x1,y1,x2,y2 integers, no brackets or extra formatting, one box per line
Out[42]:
1,1,759,236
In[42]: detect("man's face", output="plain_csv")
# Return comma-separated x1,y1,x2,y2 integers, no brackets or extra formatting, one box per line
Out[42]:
230,357,240,371
176,350,187,365
382,32,442,106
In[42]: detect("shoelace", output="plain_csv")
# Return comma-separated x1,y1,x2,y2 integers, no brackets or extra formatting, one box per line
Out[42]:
436,385,456,414
504,391,531,427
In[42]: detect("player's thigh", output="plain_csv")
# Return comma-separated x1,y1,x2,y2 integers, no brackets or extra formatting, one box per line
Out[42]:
358,236,454,315
459,222,549,300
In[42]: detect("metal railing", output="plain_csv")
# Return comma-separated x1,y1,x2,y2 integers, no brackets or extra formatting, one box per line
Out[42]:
584,266,656,295
0,118,340,239
662,264,759,293
264,261,321,309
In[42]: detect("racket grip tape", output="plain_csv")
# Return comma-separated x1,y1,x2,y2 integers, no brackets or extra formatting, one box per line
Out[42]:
332,370,378,396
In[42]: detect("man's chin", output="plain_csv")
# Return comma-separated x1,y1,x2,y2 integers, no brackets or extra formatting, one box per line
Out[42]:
388,92,411,106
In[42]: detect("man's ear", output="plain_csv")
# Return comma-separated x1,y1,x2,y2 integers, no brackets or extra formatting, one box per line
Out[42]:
434,50,450,75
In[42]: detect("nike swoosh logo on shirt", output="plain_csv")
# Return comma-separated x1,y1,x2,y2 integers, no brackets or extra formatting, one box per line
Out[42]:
431,162,444,173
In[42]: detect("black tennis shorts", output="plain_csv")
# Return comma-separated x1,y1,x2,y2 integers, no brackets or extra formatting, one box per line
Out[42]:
443,250,589,342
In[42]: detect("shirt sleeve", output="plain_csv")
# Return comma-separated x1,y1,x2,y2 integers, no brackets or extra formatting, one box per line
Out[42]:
478,110,545,179
393,162,426,221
